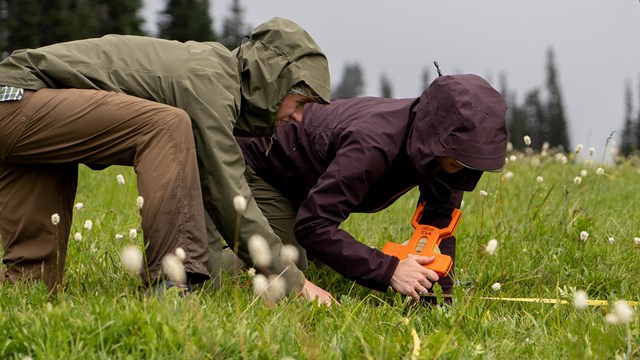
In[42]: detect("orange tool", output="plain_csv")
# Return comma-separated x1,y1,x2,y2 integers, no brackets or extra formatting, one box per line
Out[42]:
382,202,461,276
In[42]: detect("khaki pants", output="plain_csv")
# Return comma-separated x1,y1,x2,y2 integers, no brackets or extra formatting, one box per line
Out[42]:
0,88,209,291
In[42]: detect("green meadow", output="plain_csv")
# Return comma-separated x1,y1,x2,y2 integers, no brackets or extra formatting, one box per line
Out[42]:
1,146,639,359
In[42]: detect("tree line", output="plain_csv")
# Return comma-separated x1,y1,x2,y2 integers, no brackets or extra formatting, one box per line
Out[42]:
17,0,640,155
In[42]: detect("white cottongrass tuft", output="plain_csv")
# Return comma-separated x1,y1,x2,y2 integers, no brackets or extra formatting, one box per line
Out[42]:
175,247,186,262
252,274,269,294
233,195,247,214
247,267,256,277
509,155,517,162
606,301,634,325
485,239,498,255
608,236,615,244
536,176,544,184
116,174,125,186
74,202,84,210
136,196,144,210
579,231,589,242
120,245,143,274
573,290,589,310
580,169,588,177
83,220,93,231
573,176,582,185
503,171,514,180
248,234,271,268
51,213,60,225
596,167,605,175
523,135,531,146
281,244,300,264
506,142,513,152
115,234,124,241
555,153,568,164
74,232,83,242
479,190,488,197
162,253,186,284
589,147,595,156
129,228,138,239
634,237,640,245
265,275,286,303
491,282,501,291
575,144,584,154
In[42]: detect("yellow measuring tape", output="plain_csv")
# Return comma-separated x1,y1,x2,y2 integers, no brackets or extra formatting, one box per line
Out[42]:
480,297,638,307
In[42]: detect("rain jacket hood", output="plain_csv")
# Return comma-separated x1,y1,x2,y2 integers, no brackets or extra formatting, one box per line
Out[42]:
233,17,331,137
408,74,508,191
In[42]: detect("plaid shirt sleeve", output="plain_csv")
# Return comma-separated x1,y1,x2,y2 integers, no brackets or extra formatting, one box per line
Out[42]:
0,86,24,101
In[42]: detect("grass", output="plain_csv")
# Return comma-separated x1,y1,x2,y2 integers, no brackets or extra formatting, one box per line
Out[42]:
1,147,639,359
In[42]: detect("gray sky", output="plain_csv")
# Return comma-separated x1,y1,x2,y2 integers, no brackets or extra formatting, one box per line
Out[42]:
143,0,640,155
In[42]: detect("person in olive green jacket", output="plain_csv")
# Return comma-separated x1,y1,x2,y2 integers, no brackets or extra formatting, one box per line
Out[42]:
0,17,335,303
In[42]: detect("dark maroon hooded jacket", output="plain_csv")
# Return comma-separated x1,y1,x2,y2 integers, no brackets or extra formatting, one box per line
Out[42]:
238,74,508,291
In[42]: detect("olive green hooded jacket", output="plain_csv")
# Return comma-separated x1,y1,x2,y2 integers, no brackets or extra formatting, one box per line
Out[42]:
0,17,330,293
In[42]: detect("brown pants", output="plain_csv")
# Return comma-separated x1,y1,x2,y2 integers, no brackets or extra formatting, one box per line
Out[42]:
0,88,209,291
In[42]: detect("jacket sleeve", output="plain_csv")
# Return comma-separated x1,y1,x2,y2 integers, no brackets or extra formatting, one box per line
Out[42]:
177,75,305,293
293,130,400,291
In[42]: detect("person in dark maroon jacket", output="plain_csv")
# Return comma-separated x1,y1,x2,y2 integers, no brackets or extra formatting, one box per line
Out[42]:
220,74,508,301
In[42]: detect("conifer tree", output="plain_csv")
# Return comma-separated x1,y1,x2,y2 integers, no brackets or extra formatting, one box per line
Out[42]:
545,47,570,151
380,73,393,98
421,67,431,91
3,0,41,54
333,62,365,99
636,74,640,155
524,89,547,150
220,0,249,50
95,0,145,36
159,0,215,42
620,81,635,156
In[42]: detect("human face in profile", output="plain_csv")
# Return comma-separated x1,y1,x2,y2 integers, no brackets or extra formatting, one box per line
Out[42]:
274,94,311,127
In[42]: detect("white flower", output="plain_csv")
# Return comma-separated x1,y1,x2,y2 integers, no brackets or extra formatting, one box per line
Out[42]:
503,171,514,180
51,213,60,225
479,190,488,197
506,142,513,152
536,176,544,184
136,196,144,210
248,234,271,268
580,169,588,177
574,144,584,154
162,253,186,284
589,147,595,156
233,195,247,214
247,267,256,278
596,167,604,175
509,155,517,162
120,245,143,274
74,202,84,210
115,234,124,241
129,228,138,239
605,313,619,325
485,239,498,255
175,247,186,262
613,301,633,323
634,237,640,245
608,236,615,244
542,142,549,151
573,290,588,310
252,274,269,294
523,135,531,146
573,176,582,185
281,244,299,264
83,220,93,231
491,282,501,291
74,232,83,242
555,153,568,164
579,231,589,242
265,275,286,302
116,174,125,186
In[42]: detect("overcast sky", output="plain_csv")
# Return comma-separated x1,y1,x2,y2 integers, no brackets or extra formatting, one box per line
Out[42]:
143,0,640,156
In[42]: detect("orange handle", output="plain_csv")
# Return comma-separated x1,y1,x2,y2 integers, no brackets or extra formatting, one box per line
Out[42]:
382,201,461,276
